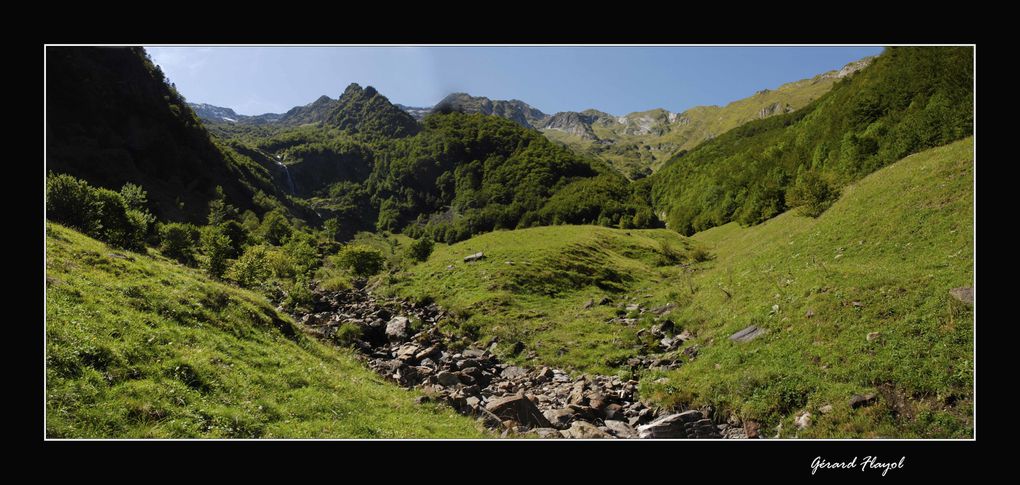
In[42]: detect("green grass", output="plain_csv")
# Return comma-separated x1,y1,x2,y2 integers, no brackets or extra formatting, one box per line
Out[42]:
641,137,974,438
386,138,973,438
46,222,488,438
380,225,706,375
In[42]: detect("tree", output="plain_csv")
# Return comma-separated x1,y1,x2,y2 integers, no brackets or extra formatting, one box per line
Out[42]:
227,245,272,288
207,185,238,225
335,244,385,277
159,223,199,265
46,172,100,235
93,188,147,251
785,170,839,218
201,226,232,279
406,236,434,262
323,218,342,241
259,210,293,246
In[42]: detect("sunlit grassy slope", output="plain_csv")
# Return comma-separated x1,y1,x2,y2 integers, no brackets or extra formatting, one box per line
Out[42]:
383,225,705,374
388,138,974,437
45,222,487,438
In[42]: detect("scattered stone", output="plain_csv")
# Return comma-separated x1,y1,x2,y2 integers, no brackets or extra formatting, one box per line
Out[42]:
851,301,863,308
532,427,564,439
464,252,486,263
866,331,880,342
795,412,812,430
850,393,878,409
818,404,833,414
604,420,639,439
543,408,575,429
805,309,815,318
501,366,528,380
486,394,553,429
563,421,611,439
949,287,973,305
637,410,719,438
729,325,766,343
743,420,761,439
385,316,410,341
435,371,461,387
582,299,595,310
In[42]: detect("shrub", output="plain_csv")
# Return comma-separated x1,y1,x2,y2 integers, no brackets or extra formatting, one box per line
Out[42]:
406,236,435,262
159,223,200,266
335,244,385,277
200,226,232,279
219,220,247,259
227,245,272,288
46,172,101,235
786,170,840,218
259,210,293,246
94,188,147,251
284,276,314,312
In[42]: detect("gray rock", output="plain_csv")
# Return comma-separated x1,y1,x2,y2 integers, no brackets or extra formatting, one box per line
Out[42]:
637,410,710,438
435,371,461,387
604,420,638,439
729,325,766,343
501,366,528,380
385,316,410,341
485,393,553,429
850,393,878,409
543,408,575,429
949,287,974,305
464,252,486,263
562,421,612,439
532,427,564,439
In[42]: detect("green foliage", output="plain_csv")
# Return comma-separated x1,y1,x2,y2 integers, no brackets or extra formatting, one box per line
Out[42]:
405,236,435,262
259,210,293,246
47,172,101,235
323,218,342,242
227,245,272,289
200,225,232,279
786,170,840,217
207,186,239,225
335,244,385,277
650,47,973,234
159,223,199,266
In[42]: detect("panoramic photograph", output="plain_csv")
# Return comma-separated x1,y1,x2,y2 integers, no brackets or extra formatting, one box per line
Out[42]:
44,44,974,440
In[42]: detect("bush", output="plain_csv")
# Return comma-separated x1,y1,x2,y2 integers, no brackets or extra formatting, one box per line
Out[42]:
46,172,101,235
219,220,247,259
200,226,233,279
284,276,314,312
227,245,272,288
259,210,293,246
159,223,199,266
406,236,435,262
786,170,840,218
94,188,147,251
335,244,385,277
283,232,320,277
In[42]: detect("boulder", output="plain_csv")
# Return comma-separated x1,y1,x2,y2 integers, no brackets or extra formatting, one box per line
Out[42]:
464,252,486,263
562,421,612,439
604,420,638,439
637,410,715,438
532,427,564,439
850,393,878,409
729,325,766,343
485,393,553,429
543,408,576,429
385,316,410,341
435,371,461,387
949,287,973,305
501,366,528,380
795,412,812,430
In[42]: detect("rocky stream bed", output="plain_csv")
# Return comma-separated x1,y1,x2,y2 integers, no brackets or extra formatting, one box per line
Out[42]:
293,287,750,439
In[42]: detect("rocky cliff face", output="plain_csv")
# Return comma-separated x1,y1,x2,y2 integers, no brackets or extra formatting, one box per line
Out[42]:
433,93,550,129
543,111,599,140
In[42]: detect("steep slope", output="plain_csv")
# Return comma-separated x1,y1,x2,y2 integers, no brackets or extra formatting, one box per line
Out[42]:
45,222,488,438
384,137,973,437
325,84,420,138
46,47,301,224
643,138,974,438
648,46,973,235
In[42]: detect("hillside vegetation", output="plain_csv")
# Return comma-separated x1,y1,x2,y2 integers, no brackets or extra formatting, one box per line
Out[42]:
384,138,974,437
648,47,973,235
45,222,487,438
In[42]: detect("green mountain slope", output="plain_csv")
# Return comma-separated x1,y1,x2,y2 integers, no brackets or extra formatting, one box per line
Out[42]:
45,222,487,438
647,46,973,235
384,138,973,437
46,47,307,224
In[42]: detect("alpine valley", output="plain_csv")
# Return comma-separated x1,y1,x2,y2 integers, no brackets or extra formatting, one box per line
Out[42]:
45,46,974,439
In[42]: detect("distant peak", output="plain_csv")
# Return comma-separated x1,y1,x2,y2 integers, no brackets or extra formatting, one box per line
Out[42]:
342,83,363,96
364,86,378,97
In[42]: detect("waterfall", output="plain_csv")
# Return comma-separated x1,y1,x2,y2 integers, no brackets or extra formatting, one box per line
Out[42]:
275,157,295,195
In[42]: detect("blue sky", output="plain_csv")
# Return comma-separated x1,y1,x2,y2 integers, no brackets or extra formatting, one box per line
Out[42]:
146,46,885,116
